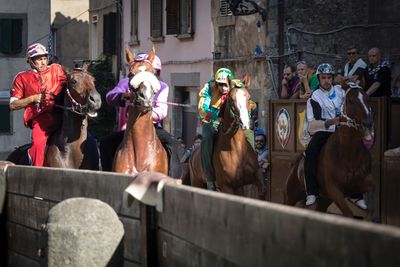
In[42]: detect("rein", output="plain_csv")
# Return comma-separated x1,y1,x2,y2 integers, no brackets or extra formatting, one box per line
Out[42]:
339,86,364,130
221,96,242,135
54,88,89,116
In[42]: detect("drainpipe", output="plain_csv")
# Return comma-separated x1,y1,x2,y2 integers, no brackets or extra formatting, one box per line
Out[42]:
277,0,285,97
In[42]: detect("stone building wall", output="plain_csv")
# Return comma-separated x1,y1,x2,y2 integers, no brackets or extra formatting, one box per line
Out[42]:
212,0,400,132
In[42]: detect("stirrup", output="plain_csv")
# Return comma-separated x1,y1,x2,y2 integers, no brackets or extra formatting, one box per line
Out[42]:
206,181,217,191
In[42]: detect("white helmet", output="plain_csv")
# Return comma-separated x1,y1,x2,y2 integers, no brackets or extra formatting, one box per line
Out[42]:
316,63,335,76
26,43,48,59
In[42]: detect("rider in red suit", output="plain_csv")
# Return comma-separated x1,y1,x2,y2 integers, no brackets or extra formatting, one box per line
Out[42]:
9,43,67,166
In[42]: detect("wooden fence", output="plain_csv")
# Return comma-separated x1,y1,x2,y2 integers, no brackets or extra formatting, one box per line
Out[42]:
1,163,400,266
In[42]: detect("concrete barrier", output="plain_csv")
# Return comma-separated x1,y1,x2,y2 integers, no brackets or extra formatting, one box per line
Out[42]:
45,198,124,267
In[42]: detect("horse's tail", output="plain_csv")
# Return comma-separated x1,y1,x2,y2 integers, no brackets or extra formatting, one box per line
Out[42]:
283,153,304,205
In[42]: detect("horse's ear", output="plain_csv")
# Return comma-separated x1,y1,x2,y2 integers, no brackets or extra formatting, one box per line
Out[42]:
62,65,69,74
242,73,251,87
125,46,135,64
147,46,156,63
82,63,89,72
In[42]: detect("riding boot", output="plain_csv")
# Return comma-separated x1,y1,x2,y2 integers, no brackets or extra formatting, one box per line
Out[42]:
201,123,217,190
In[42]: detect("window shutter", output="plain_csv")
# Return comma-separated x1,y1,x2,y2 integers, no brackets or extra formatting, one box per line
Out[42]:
103,13,116,55
0,18,23,54
179,0,193,35
166,0,179,35
0,104,11,133
151,0,163,38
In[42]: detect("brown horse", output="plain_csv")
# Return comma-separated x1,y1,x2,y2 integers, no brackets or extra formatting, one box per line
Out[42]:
189,78,264,198
284,84,375,218
6,65,102,169
112,47,168,175
44,65,102,169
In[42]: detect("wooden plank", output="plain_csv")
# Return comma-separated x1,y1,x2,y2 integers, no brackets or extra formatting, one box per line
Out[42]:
157,229,239,267
124,259,141,267
120,216,142,263
6,166,141,218
382,156,400,227
7,250,40,267
7,222,41,261
158,184,400,267
6,194,54,230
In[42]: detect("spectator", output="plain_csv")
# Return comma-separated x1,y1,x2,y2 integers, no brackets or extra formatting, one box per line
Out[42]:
364,47,392,97
254,130,269,172
297,61,319,99
180,134,202,163
280,65,300,99
335,46,367,86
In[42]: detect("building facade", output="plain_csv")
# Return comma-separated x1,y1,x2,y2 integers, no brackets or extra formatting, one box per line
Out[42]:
0,0,51,158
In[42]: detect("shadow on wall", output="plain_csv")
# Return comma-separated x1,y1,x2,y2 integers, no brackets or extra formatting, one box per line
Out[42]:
52,12,89,68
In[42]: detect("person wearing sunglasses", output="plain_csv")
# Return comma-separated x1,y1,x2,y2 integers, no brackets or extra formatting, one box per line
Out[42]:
254,130,269,171
335,46,366,86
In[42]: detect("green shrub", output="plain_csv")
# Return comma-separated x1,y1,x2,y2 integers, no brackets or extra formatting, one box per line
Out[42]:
87,56,117,139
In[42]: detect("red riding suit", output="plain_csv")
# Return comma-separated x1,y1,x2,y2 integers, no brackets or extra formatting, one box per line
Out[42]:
11,64,67,166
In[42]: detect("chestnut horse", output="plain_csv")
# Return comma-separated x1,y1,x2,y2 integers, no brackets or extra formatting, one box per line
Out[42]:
6,65,102,169
284,84,375,218
112,47,168,175
189,79,264,198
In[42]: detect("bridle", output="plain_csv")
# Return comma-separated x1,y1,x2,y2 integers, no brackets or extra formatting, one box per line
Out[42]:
54,69,96,117
221,89,247,135
340,85,371,130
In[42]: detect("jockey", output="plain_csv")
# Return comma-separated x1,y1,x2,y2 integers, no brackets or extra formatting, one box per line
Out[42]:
100,54,183,177
304,63,343,206
9,43,67,166
198,68,254,191
304,63,367,209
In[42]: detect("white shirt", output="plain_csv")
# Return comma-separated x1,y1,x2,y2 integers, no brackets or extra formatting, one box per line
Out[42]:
307,85,345,132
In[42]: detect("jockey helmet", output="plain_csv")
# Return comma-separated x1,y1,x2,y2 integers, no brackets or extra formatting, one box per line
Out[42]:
26,43,48,59
316,63,335,76
135,53,162,71
215,68,233,84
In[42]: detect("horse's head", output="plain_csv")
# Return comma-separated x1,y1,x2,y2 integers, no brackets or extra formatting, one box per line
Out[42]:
342,82,374,144
66,64,102,117
226,77,252,130
125,46,160,110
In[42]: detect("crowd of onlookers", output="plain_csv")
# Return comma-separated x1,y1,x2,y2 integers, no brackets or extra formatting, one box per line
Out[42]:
280,46,392,99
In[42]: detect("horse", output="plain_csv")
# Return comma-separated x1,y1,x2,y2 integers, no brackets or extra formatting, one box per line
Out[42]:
6,65,102,170
112,47,168,175
189,77,265,198
284,84,375,218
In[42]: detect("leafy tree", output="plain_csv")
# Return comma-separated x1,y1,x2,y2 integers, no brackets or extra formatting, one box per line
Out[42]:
87,56,117,139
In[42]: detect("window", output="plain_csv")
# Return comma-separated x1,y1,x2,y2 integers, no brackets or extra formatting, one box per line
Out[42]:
103,13,116,55
130,0,139,45
0,13,27,56
219,0,233,17
166,0,194,36
0,103,11,133
151,0,163,39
